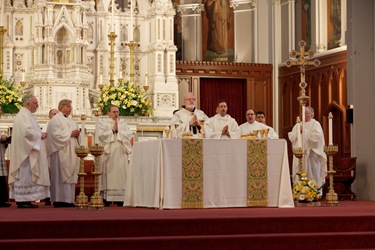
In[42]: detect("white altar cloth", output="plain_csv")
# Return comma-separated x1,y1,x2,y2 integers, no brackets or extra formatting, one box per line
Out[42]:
125,139,294,209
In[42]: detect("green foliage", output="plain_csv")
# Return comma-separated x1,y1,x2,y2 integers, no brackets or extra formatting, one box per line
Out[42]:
0,74,23,113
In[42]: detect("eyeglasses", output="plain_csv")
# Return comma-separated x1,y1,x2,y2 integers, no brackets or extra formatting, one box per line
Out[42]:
185,98,196,101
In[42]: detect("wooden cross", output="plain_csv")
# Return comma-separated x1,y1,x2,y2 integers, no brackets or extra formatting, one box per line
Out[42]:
286,40,321,95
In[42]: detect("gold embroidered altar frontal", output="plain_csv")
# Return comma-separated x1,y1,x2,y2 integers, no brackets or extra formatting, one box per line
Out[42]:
182,139,204,208
247,139,268,207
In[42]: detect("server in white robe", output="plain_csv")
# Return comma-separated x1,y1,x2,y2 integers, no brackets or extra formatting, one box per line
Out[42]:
170,92,209,138
255,111,279,139
9,95,50,208
99,106,132,205
206,100,240,139
239,109,271,138
46,99,80,207
288,106,327,192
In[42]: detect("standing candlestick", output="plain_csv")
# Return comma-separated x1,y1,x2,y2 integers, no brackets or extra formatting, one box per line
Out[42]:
328,112,333,145
75,146,89,208
324,145,339,206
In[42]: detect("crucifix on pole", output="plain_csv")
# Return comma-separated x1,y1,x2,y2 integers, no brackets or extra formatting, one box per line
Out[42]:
285,40,321,178
286,40,321,98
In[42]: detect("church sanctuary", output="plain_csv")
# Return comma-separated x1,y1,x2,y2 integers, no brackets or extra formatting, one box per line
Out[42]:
1,0,375,249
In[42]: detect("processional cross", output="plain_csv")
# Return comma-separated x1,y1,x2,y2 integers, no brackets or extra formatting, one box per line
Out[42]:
286,40,321,99
285,40,321,178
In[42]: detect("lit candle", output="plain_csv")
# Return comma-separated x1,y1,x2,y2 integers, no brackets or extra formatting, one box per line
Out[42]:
22,69,25,82
111,0,114,32
129,0,133,41
100,72,103,85
328,112,333,145
145,72,148,86
94,112,99,144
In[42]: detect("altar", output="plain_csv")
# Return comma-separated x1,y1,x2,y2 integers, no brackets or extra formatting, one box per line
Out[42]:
124,139,294,209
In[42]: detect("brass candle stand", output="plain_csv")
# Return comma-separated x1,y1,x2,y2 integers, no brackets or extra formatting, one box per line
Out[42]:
293,147,304,179
324,144,339,206
75,145,89,208
88,144,104,209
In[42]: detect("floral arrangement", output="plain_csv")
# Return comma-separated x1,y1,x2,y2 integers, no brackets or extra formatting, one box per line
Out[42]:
96,80,153,116
0,74,23,114
292,172,321,202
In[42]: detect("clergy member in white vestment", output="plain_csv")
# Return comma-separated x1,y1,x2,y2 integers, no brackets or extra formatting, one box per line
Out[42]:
255,111,279,139
239,109,271,138
46,99,80,208
170,92,209,138
206,100,240,139
9,94,50,209
99,106,133,206
288,106,327,194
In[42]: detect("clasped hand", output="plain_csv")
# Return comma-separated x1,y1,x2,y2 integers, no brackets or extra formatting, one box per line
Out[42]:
189,114,199,126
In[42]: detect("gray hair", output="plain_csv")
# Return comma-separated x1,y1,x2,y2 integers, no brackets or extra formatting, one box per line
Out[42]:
306,106,315,117
22,94,36,107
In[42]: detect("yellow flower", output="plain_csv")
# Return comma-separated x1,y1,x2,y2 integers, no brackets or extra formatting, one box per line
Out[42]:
96,80,153,116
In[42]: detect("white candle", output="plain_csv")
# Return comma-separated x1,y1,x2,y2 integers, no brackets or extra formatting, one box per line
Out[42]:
328,112,333,145
145,72,148,86
297,121,302,148
302,106,306,123
22,69,25,82
94,114,99,144
129,0,133,41
100,72,103,85
0,1,4,26
119,71,123,79
111,0,114,32
81,114,85,146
